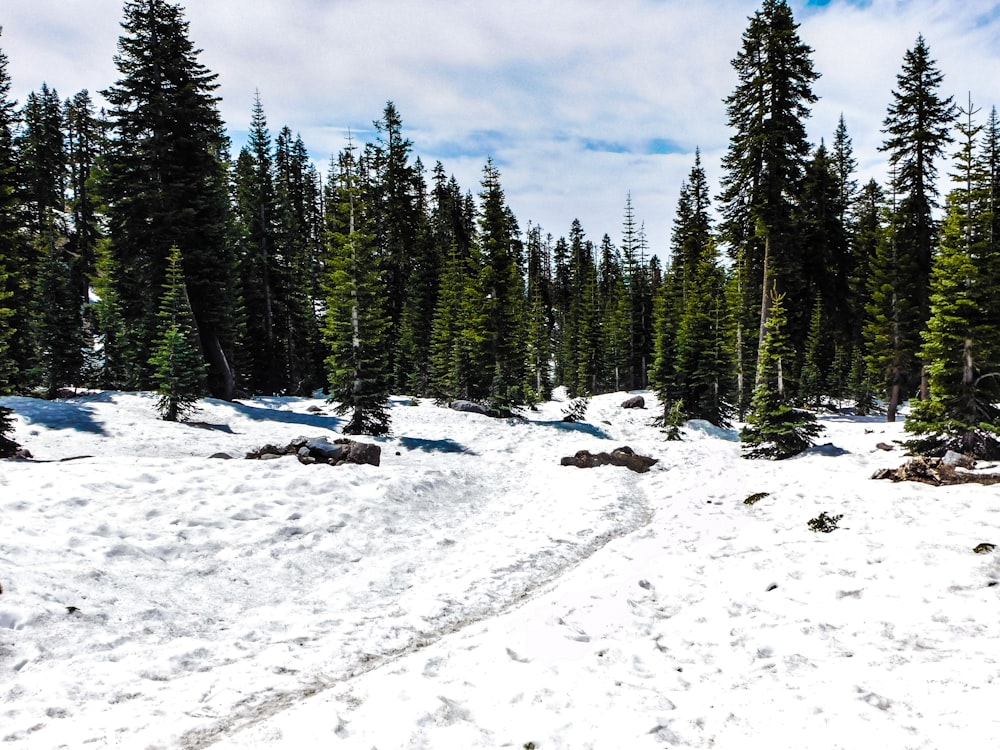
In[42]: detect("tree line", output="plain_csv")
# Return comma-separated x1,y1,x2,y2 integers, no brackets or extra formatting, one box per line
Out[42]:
1,0,998,460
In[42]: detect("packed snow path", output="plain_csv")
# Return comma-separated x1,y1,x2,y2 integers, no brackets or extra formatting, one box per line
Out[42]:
1,392,654,748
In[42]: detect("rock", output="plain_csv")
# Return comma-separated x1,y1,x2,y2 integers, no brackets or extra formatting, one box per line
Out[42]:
259,453,283,461
304,437,347,462
942,450,975,469
342,440,381,467
450,400,489,415
610,446,658,473
875,442,895,451
973,542,996,554
208,452,234,460
561,446,656,474
621,395,645,409
306,405,324,413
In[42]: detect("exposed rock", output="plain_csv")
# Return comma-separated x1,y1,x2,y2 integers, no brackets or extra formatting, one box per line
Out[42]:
342,440,382,467
875,442,895,451
561,445,657,474
621,395,645,409
973,542,996,554
942,450,976,469
450,400,489,416
208,452,234,460
246,436,380,467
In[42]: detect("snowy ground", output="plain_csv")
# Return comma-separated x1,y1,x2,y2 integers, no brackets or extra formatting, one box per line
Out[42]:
1,389,998,749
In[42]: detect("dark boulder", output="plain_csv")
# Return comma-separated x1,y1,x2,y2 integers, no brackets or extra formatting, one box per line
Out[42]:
621,395,645,409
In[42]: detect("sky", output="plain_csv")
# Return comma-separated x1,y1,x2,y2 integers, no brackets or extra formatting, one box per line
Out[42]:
4,0,1000,261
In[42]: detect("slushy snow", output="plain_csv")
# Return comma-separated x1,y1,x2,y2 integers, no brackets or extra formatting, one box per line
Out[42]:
1,390,998,749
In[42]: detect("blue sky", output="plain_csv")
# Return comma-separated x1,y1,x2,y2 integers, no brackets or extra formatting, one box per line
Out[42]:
5,0,1000,261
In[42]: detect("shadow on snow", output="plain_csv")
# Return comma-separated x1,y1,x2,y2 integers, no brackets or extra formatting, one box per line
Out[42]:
0,396,107,435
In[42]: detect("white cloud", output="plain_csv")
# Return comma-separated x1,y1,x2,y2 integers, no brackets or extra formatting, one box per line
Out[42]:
4,0,1000,260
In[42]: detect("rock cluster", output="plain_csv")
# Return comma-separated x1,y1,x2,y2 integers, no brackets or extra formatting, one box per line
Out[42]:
246,436,381,467
560,446,657,474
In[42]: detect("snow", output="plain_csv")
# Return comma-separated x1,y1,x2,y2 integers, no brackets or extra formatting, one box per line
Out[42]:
1,390,999,749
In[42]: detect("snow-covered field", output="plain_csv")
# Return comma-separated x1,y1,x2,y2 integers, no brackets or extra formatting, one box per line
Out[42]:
1,390,998,749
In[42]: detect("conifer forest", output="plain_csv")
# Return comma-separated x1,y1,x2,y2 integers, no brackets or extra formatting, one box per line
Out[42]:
2,0,999,459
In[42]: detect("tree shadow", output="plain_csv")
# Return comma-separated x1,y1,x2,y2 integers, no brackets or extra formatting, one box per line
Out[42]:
398,436,475,455
0,396,107,435
208,399,342,430
531,420,612,440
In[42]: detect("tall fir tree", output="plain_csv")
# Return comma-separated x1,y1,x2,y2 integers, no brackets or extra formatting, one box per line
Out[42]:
0,29,20,391
906,97,1000,457
149,245,206,421
64,90,105,311
101,0,239,398
323,141,392,435
233,92,280,394
718,0,819,394
849,179,886,413
474,159,526,411
876,34,955,418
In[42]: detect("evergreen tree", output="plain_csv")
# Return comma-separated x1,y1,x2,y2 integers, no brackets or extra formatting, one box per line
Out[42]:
0,30,19,391
370,101,419,377
149,245,206,421
0,404,17,457
849,179,886,414
102,0,239,398
393,158,438,394
796,141,851,390
906,98,1000,457
474,159,526,412
64,90,105,309
36,215,85,397
233,92,280,394
523,223,553,400
274,127,324,394
718,0,819,385
740,285,823,458
323,141,392,435
596,234,629,393
878,34,955,417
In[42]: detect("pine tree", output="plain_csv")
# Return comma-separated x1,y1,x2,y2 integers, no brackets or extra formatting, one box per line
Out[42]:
323,141,392,435
64,90,105,309
849,179,886,414
523,223,553,400
102,0,239,398
36,216,85,397
393,158,438,394
878,34,956,417
0,404,17,457
596,234,629,393
0,30,19,392
718,0,819,384
233,92,280,394
475,159,526,412
149,245,206,421
906,98,1000,458
370,102,420,380
273,127,324,395
741,285,823,458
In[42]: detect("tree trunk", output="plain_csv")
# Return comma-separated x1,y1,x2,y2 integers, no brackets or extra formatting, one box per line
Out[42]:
887,382,900,422
755,232,773,388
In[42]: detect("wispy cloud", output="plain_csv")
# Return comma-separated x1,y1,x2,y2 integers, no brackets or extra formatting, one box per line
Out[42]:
4,0,1000,260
